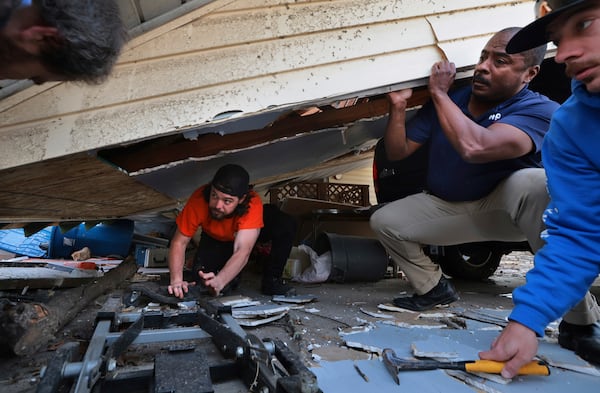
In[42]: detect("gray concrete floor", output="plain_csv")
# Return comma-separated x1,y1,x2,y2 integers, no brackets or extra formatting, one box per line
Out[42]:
1,252,599,392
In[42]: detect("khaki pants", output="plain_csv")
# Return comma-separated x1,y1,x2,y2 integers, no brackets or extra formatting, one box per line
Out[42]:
370,168,600,324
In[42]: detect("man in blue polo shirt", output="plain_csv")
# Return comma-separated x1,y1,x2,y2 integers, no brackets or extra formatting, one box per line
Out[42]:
370,27,558,311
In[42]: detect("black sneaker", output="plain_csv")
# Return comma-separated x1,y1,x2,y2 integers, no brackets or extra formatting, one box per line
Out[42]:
392,276,459,311
558,320,600,364
261,277,295,296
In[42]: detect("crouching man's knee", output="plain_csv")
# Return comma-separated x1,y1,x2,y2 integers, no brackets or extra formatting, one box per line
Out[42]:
370,206,391,236
507,168,549,204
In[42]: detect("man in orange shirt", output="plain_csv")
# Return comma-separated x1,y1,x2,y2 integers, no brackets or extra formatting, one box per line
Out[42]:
168,164,295,297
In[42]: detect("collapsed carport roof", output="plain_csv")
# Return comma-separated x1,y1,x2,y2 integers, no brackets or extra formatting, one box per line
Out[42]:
0,0,536,228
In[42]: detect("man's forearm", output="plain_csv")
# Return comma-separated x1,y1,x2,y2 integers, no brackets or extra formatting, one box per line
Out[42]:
384,108,410,160
168,243,186,283
383,90,413,161
430,91,485,160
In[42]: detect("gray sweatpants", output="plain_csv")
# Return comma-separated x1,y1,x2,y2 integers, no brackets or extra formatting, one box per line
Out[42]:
370,168,600,325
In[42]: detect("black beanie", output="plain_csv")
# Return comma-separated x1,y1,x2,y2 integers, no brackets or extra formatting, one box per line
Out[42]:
211,164,250,198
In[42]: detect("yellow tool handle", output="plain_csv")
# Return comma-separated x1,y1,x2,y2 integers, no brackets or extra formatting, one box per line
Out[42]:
464,360,550,376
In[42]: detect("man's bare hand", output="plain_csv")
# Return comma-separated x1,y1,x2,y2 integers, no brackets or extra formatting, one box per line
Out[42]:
386,89,413,110
198,270,226,296
478,321,539,378
168,280,194,299
429,61,456,96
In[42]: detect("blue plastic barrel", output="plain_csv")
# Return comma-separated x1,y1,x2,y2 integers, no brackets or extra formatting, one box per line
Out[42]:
48,220,134,259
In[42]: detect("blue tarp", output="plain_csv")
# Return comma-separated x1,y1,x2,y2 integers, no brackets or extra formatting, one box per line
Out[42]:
0,220,135,259
0,227,52,257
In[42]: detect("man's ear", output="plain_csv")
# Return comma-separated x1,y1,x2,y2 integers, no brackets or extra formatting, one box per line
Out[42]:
540,1,552,17
535,1,552,18
18,25,60,55
525,65,541,84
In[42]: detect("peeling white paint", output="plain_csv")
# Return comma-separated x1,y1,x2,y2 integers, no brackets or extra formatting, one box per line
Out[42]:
0,0,535,171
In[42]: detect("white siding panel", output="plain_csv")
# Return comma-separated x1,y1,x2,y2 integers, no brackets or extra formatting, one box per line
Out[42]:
0,0,534,170
0,18,434,123
426,3,534,42
0,45,444,168
122,0,530,63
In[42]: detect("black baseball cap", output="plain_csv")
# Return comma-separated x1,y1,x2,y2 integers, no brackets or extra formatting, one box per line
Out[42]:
211,164,250,198
506,0,588,54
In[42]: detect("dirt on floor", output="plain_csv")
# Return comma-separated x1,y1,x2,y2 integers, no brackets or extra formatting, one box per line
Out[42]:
0,251,598,392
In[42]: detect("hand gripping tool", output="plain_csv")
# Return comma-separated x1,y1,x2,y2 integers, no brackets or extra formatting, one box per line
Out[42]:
382,348,550,385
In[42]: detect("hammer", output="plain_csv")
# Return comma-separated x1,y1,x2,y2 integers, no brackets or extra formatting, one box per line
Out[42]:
382,348,550,385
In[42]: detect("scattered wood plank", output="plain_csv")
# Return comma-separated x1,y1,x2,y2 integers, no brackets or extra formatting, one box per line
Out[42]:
0,256,138,356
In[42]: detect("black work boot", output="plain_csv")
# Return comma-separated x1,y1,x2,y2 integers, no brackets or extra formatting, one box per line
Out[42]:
392,276,459,311
558,321,600,364
261,277,295,296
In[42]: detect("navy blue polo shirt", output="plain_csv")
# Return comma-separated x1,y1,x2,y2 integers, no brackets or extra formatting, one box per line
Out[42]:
406,86,559,201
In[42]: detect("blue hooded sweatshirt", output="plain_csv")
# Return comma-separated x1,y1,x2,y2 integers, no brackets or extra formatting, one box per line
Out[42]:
510,80,600,336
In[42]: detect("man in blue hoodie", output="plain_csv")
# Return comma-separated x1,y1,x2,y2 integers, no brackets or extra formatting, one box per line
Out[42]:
480,0,600,377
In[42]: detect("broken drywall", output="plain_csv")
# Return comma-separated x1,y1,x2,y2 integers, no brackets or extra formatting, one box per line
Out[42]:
318,320,600,393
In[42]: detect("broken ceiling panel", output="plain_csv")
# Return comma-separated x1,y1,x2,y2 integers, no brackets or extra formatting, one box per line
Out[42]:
336,322,600,393
0,154,174,224
136,119,385,199
312,358,475,393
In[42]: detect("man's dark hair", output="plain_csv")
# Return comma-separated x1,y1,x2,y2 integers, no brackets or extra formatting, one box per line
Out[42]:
501,27,547,67
523,43,547,67
202,184,253,217
35,0,127,83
